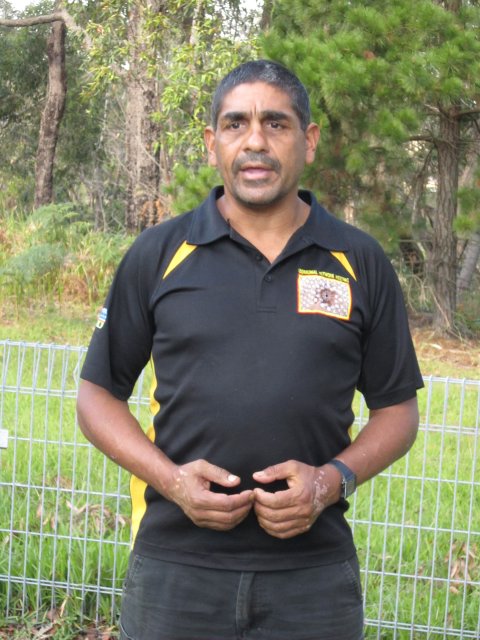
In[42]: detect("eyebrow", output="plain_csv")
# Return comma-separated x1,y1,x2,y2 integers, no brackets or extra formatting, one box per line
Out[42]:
220,110,294,123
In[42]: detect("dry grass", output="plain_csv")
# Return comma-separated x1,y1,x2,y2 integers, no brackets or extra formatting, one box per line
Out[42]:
412,325,480,378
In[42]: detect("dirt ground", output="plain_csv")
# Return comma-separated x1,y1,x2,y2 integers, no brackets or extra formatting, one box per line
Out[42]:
411,323,480,377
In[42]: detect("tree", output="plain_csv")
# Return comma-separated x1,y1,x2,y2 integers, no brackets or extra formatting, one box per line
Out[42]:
0,5,69,208
1,3,50,205
78,0,259,230
34,17,66,207
123,1,162,230
264,0,480,332
456,130,480,297
1,0,259,230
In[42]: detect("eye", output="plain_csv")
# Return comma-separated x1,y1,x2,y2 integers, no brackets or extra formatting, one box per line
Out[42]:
225,121,243,130
267,121,283,130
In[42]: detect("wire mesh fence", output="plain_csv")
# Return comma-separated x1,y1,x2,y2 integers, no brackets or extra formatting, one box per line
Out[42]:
0,339,479,638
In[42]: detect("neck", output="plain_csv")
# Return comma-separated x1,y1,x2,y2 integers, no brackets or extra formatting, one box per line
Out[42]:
217,191,310,263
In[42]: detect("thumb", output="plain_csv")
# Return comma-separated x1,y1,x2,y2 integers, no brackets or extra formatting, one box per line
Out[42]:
252,462,290,484
199,460,241,488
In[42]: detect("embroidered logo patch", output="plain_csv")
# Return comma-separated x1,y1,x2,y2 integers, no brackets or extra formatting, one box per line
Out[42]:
96,307,108,329
297,271,352,319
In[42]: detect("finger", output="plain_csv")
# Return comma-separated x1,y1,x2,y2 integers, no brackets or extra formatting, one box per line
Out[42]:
254,500,304,520
194,460,242,488
192,496,254,529
256,503,311,528
252,461,293,484
194,488,254,512
253,486,297,508
257,516,311,539
264,527,309,539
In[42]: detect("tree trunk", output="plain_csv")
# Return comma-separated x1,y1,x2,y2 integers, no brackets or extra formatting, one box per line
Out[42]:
430,109,460,332
34,19,66,208
260,0,274,30
456,130,480,297
457,230,480,295
125,1,162,232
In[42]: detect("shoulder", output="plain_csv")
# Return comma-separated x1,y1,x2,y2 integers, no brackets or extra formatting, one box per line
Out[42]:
309,195,398,290
319,207,392,272
306,191,386,258
133,209,194,251
123,209,195,270
331,218,403,307
108,209,197,297
330,213,386,257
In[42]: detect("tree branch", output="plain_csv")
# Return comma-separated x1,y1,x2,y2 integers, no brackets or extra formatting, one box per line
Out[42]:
457,107,480,118
409,135,434,143
0,9,93,50
424,103,442,115
0,13,65,27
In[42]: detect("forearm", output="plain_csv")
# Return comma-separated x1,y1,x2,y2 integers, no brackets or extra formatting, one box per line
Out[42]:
76,379,176,497
332,396,420,486
76,380,254,529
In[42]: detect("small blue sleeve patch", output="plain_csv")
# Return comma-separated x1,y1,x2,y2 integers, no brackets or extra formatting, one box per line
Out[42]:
96,307,108,329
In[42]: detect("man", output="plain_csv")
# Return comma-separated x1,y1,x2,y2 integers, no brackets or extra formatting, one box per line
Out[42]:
77,59,423,640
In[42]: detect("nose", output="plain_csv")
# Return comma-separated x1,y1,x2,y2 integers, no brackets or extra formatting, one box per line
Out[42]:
244,122,269,152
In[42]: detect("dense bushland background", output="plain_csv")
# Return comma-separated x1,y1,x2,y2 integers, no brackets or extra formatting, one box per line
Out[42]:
1,0,479,337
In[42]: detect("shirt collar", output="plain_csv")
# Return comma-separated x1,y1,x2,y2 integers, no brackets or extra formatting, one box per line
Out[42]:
187,186,350,252
186,187,231,245
297,190,350,251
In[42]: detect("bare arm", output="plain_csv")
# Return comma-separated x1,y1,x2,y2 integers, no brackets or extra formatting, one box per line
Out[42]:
76,380,254,530
334,396,419,485
253,396,420,538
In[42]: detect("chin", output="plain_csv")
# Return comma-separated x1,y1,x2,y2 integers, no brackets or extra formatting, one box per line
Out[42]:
234,189,287,210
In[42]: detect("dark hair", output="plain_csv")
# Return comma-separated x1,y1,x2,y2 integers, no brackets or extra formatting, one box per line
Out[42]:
211,59,311,131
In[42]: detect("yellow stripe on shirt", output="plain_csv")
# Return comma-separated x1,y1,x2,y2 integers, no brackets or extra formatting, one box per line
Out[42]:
129,241,198,546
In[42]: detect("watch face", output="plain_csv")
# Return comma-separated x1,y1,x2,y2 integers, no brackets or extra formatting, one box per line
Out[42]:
328,459,356,498
343,474,356,498
344,478,355,498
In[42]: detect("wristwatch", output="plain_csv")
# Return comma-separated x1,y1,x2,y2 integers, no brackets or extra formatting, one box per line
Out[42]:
327,459,357,499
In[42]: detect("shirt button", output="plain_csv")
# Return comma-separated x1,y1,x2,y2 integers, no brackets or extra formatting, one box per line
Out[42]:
255,253,262,261
264,274,273,283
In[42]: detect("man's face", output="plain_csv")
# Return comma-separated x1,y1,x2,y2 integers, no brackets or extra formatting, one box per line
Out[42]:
204,82,319,210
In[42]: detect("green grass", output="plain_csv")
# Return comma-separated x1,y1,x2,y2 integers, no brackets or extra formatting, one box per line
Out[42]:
349,379,480,638
350,429,480,638
1,315,479,637
0,303,96,347
1,348,479,637
0,339,149,636
0,203,133,352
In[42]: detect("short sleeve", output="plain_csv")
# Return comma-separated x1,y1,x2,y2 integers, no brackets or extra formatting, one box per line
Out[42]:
356,245,424,409
80,236,155,400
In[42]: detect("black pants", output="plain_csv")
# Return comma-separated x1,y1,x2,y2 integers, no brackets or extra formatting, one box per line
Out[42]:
119,553,364,640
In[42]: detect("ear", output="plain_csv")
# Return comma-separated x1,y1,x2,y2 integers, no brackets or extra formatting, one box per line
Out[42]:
204,126,217,167
304,123,320,165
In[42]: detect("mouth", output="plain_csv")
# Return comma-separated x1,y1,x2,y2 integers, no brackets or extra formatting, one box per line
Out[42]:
240,165,274,180
233,154,281,181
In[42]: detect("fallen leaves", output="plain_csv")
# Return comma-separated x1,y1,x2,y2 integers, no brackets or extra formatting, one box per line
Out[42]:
34,496,130,534
0,604,117,640
444,540,479,594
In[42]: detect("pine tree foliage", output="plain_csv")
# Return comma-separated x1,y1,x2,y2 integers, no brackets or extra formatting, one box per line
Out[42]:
264,0,480,330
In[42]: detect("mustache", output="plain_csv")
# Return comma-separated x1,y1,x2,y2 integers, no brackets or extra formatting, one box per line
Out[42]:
232,153,281,175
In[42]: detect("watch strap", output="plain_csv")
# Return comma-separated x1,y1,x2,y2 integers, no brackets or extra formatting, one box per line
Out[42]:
326,458,357,498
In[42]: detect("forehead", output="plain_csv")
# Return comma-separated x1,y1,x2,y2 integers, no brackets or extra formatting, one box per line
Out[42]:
217,82,297,119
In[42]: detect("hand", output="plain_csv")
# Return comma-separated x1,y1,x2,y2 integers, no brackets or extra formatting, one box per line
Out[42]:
252,461,341,539
166,459,254,531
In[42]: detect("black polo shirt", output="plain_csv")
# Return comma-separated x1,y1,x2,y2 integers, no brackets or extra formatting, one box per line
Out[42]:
81,187,423,570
